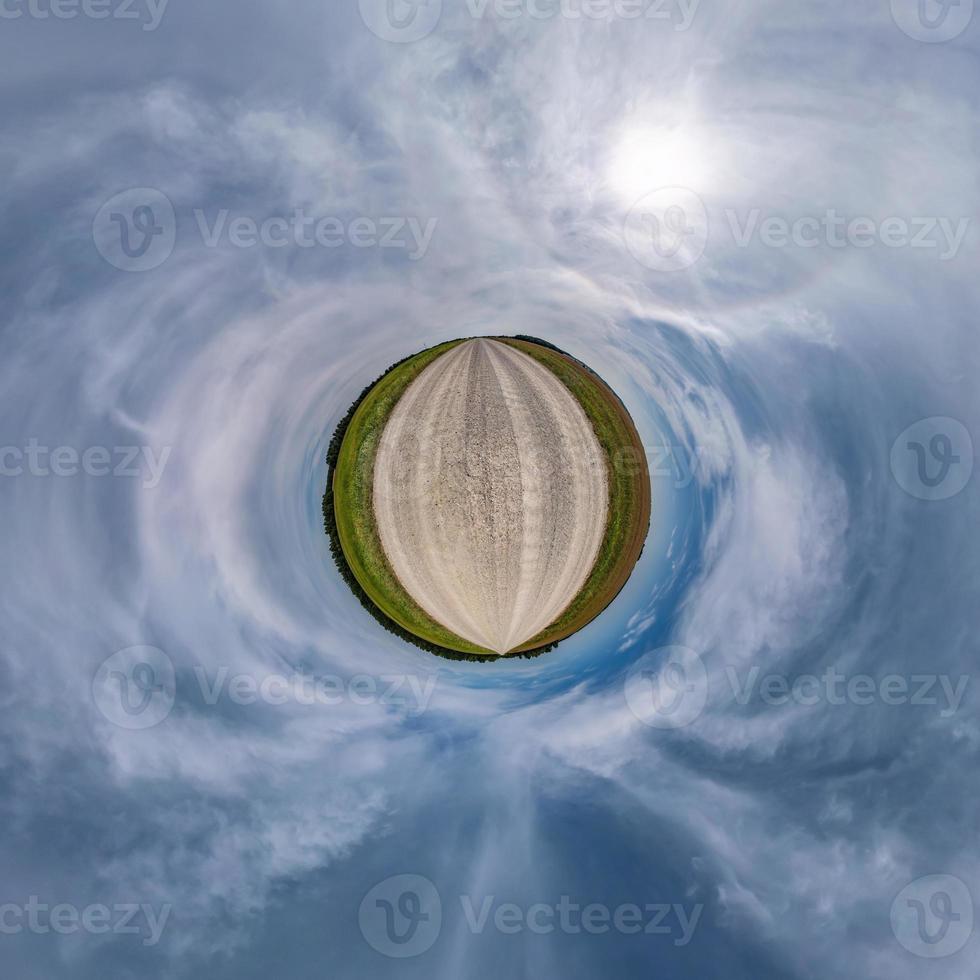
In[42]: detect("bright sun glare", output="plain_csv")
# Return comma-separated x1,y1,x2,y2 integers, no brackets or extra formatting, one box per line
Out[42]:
607,124,714,205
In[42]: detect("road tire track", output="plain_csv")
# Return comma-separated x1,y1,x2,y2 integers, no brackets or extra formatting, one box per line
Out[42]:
373,338,608,653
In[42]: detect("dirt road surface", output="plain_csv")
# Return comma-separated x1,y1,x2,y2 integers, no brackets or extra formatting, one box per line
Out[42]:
373,338,608,654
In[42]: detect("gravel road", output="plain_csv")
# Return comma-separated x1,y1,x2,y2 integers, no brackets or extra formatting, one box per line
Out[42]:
373,339,608,654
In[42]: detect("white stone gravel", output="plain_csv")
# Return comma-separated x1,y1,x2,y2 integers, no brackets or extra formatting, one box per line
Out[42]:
373,339,608,653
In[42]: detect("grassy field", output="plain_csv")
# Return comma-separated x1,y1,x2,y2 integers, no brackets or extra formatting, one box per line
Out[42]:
496,338,651,651
329,336,650,659
331,340,495,656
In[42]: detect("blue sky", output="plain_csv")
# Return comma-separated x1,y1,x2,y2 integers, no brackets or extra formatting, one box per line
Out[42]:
1,1,979,977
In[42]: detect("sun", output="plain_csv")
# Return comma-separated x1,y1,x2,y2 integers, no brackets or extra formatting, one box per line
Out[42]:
606,122,715,205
